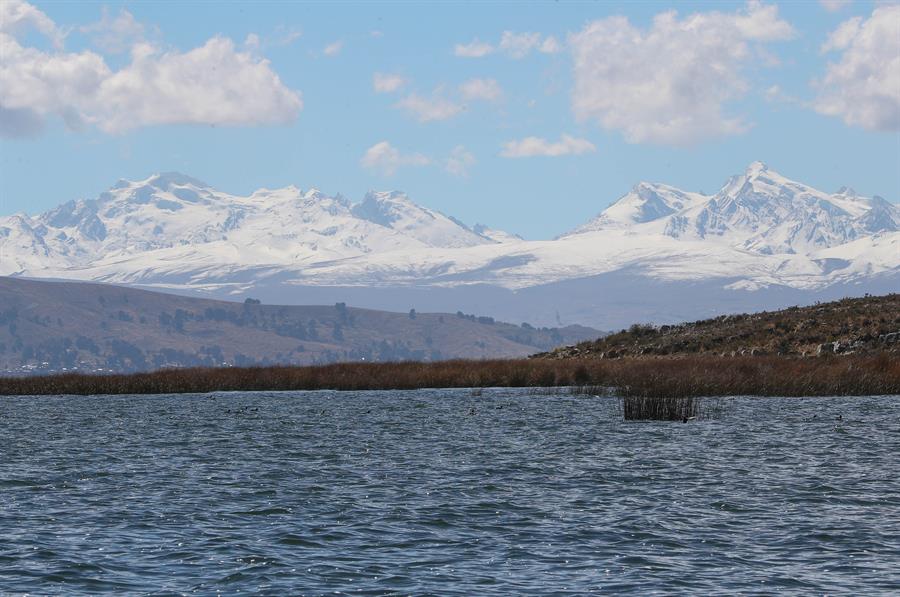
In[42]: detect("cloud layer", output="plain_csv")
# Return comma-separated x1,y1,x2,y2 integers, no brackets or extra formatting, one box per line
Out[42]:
568,2,794,145
815,5,900,131
0,1,302,137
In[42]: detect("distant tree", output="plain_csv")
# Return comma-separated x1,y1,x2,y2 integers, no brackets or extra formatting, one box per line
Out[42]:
244,297,261,305
409,308,417,320
335,302,349,324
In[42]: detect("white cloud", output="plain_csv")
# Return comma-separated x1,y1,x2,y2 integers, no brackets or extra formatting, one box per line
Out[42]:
373,72,406,94
361,141,430,176
540,36,562,54
323,40,343,56
80,7,145,54
0,0,63,48
454,39,494,57
395,92,463,122
499,31,542,58
244,33,261,51
445,145,476,177
459,78,502,102
819,0,852,12
815,6,900,131
568,2,794,145
0,4,302,137
456,31,561,59
500,134,596,158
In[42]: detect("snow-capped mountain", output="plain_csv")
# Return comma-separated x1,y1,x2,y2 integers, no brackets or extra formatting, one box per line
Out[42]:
566,162,899,255
1,163,897,329
0,172,505,278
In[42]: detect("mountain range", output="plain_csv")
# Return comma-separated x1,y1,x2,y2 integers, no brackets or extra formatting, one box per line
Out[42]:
2,162,897,329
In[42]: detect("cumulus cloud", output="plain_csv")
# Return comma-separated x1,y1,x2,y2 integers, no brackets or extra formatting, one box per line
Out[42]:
500,134,596,158
97,39,302,133
373,72,406,94
459,78,502,102
0,2,302,137
444,145,476,177
568,2,794,145
819,0,851,12
80,7,146,54
454,39,494,57
323,40,343,56
361,141,430,176
815,6,900,131
395,92,463,122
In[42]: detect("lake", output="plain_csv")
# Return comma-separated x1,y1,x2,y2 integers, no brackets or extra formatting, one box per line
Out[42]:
1,389,899,594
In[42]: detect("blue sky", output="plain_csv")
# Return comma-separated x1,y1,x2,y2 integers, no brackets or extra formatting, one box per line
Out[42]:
1,0,898,239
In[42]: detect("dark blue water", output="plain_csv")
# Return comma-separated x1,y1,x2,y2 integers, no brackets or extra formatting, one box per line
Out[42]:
1,390,899,595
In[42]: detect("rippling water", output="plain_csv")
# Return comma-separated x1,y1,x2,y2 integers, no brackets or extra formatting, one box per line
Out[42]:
1,390,899,594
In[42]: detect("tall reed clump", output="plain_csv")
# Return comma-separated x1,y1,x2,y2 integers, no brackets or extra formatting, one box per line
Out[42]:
622,395,698,421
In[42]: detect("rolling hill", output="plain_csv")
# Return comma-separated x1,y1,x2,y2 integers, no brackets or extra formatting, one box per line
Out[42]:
0,277,598,374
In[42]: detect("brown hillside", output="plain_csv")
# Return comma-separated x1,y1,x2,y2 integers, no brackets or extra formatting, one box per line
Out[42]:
537,294,900,359
0,277,598,374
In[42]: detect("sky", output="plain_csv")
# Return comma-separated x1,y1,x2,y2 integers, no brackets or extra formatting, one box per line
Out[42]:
0,0,898,239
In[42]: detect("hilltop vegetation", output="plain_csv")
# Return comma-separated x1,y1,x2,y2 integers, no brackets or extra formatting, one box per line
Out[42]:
538,294,900,359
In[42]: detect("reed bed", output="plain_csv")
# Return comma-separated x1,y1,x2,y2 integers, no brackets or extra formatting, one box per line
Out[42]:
1,355,898,400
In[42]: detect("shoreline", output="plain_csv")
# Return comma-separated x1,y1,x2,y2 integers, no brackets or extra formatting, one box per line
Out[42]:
2,355,898,398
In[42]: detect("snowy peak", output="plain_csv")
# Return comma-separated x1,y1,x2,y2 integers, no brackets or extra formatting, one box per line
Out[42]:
146,172,210,190
566,162,899,254
353,191,418,227
565,181,704,235
352,190,495,249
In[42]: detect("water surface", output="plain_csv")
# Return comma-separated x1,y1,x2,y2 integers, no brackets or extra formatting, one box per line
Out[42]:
1,390,899,594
